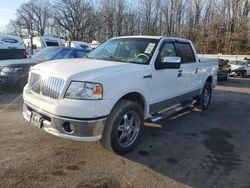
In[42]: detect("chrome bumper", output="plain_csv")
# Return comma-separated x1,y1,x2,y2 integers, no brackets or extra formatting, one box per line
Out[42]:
23,102,107,142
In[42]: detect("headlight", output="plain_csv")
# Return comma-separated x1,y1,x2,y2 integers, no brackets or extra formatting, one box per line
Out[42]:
65,81,103,100
1,67,23,73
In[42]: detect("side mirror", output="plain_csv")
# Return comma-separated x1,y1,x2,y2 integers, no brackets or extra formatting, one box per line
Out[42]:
156,56,181,70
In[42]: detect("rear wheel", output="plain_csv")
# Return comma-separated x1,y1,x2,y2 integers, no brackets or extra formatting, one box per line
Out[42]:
101,99,144,155
194,81,212,110
243,71,247,78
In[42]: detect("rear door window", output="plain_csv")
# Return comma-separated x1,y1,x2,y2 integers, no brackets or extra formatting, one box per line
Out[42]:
175,42,196,63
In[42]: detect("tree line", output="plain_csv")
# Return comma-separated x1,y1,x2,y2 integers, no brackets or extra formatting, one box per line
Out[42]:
5,0,250,54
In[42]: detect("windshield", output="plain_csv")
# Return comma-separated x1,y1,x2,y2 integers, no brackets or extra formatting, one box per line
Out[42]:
32,47,72,61
87,38,159,64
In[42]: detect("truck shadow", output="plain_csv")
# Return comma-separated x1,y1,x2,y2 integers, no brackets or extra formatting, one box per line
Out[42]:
125,89,250,188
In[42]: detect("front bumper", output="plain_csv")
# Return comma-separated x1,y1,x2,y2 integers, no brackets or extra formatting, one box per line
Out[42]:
23,102,107,142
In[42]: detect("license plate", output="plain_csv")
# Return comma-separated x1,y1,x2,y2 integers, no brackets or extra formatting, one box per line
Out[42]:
30,112,43,128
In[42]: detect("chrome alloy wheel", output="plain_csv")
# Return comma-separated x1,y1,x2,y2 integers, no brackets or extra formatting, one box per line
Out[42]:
116,111,140,148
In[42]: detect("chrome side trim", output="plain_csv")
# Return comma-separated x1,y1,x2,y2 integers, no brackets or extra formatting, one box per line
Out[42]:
149,89,200,113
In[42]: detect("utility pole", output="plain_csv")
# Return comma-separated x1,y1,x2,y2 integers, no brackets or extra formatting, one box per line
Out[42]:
29,31,34,55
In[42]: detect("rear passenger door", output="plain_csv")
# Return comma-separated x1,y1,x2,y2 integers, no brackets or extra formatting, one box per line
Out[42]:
175,42,199,93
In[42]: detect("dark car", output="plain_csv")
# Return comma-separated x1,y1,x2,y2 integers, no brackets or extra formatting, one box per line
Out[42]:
218,59,231,81
0,47,92,90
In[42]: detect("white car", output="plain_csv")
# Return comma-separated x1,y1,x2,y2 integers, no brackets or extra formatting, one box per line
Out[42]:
23,36,218,155
229,60,250,78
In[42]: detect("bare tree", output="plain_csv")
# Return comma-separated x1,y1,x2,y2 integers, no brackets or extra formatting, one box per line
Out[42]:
4,0,250,54
16,0,51,36
6,19,23,37
53,0,95,41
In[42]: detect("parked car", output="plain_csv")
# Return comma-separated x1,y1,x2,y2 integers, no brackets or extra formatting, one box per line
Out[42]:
218,59,231,81
65,41,91,49
0,34,27,60
229,60,250,78
0,47,91,90
23,36,218,155
90,40,101,48
24,36,64,55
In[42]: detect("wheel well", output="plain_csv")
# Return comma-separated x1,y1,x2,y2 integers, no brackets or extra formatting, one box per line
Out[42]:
119,92,145,112
206,76,213,85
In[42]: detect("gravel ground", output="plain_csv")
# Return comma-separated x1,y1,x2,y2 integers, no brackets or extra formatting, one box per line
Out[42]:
0,77,250,188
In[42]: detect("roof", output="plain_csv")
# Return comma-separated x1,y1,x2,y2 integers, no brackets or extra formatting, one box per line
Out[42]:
115,35,163,40
113,35,191,43
0,34,23,40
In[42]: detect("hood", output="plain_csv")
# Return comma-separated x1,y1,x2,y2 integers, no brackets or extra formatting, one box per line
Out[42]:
32,58,140,80
0,58,39,68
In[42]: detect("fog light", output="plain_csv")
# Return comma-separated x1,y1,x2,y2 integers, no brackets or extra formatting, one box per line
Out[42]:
62,122,74,134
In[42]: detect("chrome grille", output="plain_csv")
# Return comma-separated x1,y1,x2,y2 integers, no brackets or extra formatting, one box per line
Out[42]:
29,73,65,99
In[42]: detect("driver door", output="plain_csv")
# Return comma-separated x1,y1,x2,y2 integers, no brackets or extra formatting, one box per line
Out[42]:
148,41,184,113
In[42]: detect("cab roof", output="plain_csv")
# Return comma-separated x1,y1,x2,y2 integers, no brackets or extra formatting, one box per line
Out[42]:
114,35,191,43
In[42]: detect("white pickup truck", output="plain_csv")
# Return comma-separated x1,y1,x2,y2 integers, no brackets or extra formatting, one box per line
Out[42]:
23,36,217,155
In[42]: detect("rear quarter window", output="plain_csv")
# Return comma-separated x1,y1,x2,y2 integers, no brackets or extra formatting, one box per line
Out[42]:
175,42,196,63
46,41,59,47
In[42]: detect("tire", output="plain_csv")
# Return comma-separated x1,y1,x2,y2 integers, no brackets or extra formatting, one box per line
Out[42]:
18,78,27,91
224,73,229,81
194,81,212,110
101,99,144,155
242,71,247,78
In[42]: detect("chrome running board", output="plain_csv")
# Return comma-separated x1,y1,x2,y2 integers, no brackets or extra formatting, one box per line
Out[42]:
149,100,196,123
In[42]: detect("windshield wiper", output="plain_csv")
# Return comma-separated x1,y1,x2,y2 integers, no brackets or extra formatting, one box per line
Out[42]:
99,56,129,63
86,55,94,59
96,56,147,65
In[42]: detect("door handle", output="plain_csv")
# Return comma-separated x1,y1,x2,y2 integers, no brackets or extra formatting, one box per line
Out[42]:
178,70,182,77
143,74,152,79
195,68,199,74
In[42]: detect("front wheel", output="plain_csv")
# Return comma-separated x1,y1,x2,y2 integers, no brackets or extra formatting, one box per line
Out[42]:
194,82,212,110
101,99,144,155
225,73,229,81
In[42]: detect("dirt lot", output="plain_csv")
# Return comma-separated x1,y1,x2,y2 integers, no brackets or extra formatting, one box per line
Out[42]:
0,77,250,188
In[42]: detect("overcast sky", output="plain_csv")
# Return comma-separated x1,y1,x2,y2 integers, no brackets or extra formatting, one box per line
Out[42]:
0,0,28,28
